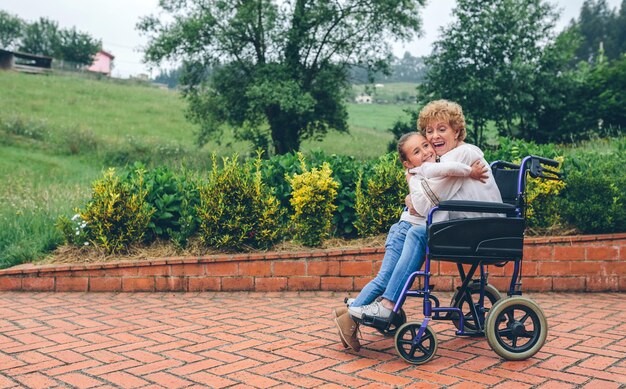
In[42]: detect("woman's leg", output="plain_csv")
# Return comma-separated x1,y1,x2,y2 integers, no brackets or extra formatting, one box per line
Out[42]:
350,221,411,307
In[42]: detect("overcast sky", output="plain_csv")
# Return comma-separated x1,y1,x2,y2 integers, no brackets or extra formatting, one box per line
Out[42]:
1,0,622,78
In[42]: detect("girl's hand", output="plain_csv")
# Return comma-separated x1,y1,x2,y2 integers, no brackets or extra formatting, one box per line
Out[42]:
405,195,418,215
470,160,488,183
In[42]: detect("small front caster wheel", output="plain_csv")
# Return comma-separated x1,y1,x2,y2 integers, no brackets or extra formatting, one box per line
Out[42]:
485,296,548,360
394,322,438,364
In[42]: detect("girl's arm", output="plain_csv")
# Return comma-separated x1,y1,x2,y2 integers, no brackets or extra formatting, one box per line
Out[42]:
417,161,471,178
412,160,487,182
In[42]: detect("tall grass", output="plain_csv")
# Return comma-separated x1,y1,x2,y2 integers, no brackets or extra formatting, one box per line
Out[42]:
0,146,101,267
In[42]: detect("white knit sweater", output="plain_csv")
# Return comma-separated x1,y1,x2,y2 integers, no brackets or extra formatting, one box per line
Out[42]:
409,143,503,223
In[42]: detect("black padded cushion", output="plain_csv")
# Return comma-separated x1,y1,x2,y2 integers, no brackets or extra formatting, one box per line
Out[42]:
492,167,520,205
428,217,525,264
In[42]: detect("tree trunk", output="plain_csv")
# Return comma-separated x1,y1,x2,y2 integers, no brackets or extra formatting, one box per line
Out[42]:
267,106,301,154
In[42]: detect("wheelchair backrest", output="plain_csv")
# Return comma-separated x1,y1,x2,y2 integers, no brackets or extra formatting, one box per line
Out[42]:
492,166,520,206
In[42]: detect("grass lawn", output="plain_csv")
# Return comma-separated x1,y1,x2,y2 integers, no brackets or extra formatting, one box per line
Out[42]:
0,71,197,146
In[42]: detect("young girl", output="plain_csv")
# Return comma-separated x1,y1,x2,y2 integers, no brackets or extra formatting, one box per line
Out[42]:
333,132,487,351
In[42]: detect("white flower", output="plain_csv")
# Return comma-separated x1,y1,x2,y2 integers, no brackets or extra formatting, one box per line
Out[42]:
71,214,81,221
75,231,80,235
84,242,89,246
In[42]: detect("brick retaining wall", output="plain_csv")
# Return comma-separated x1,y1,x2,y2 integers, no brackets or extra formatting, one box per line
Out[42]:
1,233,625,293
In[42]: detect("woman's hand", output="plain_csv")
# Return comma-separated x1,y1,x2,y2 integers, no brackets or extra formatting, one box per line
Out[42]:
470,160,488,183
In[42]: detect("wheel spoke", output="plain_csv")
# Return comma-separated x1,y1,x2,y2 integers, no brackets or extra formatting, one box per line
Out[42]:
498,328,513,338
418,343,430,355
398,339,413,346
512,335,518,348
519,312,530,324
521,330,535,338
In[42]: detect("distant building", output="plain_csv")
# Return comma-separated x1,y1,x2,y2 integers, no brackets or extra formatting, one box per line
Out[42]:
355,94,373,104
0,49,53,74
87,50,115,76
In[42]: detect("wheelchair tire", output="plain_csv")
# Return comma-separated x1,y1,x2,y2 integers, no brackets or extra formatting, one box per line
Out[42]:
394,322,438,365
450,283,502,332
485,296,548,360
376,308,406,337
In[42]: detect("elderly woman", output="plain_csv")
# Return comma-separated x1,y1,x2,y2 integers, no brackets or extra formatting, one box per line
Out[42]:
347,99,502,326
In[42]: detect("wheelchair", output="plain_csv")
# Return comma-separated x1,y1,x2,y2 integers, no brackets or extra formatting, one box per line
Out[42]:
352,155,562,364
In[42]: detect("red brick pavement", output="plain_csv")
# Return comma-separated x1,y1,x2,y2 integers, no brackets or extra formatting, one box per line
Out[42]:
0,292,625,388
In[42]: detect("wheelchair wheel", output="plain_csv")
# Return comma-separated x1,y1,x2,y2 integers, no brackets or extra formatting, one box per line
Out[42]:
376,308,406,337
394,322,438,364
485,296,548,360
450,283,502,331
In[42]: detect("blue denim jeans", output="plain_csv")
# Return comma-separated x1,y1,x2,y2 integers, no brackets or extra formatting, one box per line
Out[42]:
351,221,412,307
382,224,427,303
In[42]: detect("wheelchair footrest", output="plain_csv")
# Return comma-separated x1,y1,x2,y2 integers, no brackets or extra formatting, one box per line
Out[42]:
355,314,391,332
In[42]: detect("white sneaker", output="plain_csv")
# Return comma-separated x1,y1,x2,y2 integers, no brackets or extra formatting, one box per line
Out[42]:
349,300,392,320
345,298,356,306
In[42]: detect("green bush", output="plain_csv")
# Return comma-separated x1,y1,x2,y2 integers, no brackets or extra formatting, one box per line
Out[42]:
484,137,561,163
69,167,155,254
130,164,200,248
354,153,405,237
561,172,626,234
0,116,51,141
196,153,283,250
287,154,339,246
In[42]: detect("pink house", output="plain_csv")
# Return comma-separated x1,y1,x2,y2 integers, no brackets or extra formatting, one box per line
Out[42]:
87,50,114,76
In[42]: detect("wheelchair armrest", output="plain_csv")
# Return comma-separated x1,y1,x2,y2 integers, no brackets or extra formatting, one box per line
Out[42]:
437,200,517,215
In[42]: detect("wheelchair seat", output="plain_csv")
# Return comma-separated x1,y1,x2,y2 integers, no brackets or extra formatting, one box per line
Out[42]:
428,216,525,264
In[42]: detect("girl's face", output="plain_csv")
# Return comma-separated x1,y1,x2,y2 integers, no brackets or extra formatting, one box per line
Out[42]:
424,120,459,156
401,134,436,169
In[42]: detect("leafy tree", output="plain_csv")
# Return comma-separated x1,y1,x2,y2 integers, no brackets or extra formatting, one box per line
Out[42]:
419,0,558,146
592,53,626,131
530,28,597,142
0,10,24,50
18,17,60,56
574,0,619,62
57,27,101,66
617,0,626,55
138,0,426,155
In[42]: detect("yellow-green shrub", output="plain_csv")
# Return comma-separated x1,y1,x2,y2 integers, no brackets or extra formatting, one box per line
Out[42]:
79,168,154,254
287,154,338,246
354,154,405,237
521,156,565,230
196,153,283,250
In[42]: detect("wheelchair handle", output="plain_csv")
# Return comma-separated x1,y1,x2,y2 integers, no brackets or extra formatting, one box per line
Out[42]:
531,155,559,168
527,155,562,180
